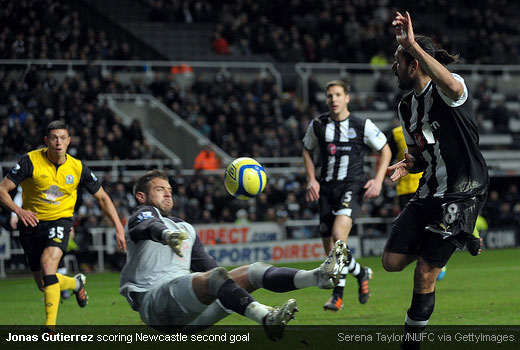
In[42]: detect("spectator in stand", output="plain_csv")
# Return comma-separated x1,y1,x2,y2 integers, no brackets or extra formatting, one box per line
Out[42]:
285,193,301,220
194,115,211,138
193,146,221,170
491,97,513,133
504,184,519,205
111,182,136,211
370,51,389,68
218,207,234,223
147,0,170,22
212,31,230,55
512,203,520,227
235,209,249,225
482,190,500,227
172,184,189,214
497,202,515,227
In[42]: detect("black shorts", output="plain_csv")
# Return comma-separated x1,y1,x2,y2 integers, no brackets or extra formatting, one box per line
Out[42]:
19,218,73,272
385,194,486,267
398,193,415,210
318,181,364,237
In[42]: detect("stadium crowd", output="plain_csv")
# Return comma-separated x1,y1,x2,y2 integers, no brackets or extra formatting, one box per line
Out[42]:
0,0,136,60
3,0,520,64
141,0,520,65
4,63,518,228
1,0,519,266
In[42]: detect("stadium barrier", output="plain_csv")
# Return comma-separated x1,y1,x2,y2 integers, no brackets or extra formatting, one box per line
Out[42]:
205,237,361,266
295,62,520,105
0,230,10,278
0,59,282,95
483,228,518,250
0,230,24,278
89,228,118,273
0,157,376,183
196,222,283,245
1,224,519,275
360,237,388,257
98,93,232,168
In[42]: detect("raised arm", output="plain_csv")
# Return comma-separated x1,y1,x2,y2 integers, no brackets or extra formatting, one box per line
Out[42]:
392,11,463,100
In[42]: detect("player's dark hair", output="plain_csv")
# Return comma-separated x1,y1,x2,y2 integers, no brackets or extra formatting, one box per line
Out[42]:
402,35,459,66
326,80,350,94
46,120,69,135
133,170,170,196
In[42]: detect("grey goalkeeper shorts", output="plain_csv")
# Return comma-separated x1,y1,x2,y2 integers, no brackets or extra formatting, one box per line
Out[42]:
138,273,207,326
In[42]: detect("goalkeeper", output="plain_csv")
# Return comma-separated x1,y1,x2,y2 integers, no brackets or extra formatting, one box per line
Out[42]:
120,170,348,341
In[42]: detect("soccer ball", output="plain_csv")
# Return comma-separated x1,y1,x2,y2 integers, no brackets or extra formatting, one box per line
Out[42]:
224,157,267,200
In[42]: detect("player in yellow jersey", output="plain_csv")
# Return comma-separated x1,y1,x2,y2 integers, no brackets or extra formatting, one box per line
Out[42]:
0,121,126,329
468,214,487,256
388,125,422,209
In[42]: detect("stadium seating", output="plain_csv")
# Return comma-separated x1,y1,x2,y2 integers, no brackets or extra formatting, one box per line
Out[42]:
1,0,518,235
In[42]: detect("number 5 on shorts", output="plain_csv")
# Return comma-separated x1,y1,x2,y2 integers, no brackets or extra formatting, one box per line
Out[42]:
342,191,352,205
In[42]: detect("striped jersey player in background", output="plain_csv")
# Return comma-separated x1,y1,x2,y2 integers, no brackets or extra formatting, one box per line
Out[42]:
385,11,489,350
302,80,392,312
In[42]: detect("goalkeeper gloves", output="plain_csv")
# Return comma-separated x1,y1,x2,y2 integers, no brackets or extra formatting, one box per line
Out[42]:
163,228,189,256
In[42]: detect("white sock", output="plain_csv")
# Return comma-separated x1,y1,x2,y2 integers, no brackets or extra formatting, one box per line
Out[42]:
348,257,361,277
337,265,348,287
293,269,319,289
188,300,233,326
244,301,271,324
74,276,80,292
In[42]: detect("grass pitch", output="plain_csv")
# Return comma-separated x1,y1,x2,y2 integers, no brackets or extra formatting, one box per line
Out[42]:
0,248,518,326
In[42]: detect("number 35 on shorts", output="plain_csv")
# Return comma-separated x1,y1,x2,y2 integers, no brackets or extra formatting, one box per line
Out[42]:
48,226,65,242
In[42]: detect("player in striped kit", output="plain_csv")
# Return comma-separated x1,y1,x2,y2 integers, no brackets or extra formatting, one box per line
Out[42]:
302,80,392,311
385,11,489,350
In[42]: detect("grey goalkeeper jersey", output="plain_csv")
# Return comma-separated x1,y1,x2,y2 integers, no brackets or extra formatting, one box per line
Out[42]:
119,205,217,309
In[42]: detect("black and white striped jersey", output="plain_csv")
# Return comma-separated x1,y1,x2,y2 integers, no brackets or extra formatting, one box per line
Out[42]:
303,113,387,183
398,73,489,199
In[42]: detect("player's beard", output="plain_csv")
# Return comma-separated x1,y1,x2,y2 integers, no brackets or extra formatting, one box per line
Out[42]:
158,201,173,216
147,199,173,216
397,72,414,90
